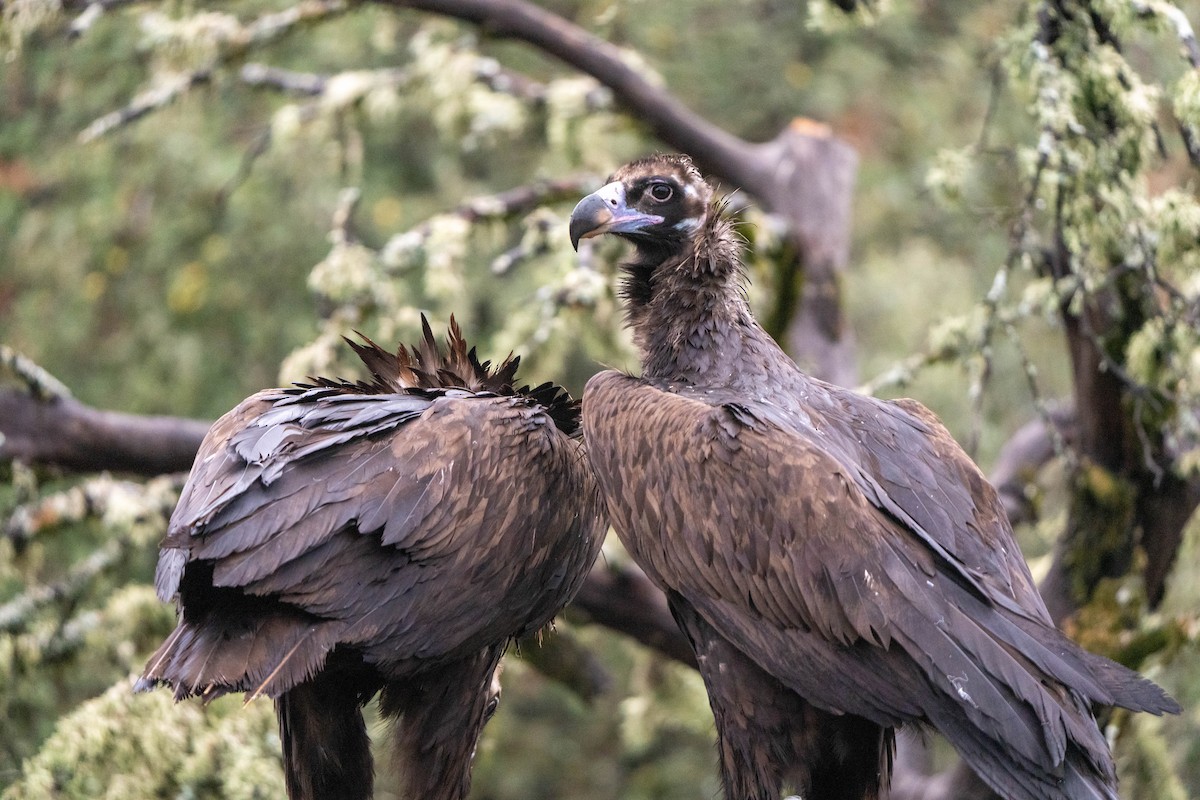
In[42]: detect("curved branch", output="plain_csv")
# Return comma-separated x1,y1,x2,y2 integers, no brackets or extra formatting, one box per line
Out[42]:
78,70,213,143
380,0,753,183
989,405,1076,527
0,389,209,476
0,382,1095,666
60,0,856,380
377,0,859,383
569,561,696,668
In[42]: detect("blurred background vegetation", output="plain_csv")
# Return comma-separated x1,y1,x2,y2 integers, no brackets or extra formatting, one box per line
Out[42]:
1,0,1198,797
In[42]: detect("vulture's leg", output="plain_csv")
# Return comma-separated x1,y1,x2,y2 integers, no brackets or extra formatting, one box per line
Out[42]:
807,714,892,800
668,595,889,800
276,669,377,800
381,645,505,800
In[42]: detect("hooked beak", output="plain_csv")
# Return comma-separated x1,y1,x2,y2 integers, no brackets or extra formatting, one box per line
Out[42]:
568,182,665,250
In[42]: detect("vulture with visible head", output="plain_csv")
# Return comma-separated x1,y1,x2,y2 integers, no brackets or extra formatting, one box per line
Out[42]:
138,318,606,800
569,154,1179,800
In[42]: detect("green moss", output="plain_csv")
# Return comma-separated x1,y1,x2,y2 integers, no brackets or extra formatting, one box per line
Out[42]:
3,681,282,800
1062,460,1138,607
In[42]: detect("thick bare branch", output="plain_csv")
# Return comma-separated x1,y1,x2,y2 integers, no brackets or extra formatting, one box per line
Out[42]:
569,561,696,668
375,0,859,383
989,405,1077,526
0,389,209,476
379,0,750,177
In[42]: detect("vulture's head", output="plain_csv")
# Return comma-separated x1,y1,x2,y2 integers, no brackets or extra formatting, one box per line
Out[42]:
569,154,713,257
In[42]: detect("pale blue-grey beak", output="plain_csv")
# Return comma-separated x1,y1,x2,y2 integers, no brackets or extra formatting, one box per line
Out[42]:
568,181,665,250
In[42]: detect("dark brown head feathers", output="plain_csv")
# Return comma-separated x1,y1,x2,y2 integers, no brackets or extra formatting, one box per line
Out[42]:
611,153,705,188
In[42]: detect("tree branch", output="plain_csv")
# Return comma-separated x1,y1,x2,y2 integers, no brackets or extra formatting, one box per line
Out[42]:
0,538,127,634
381,0,751,178
989,404,1076,527
1,345,74,401
0,383,1095,667
72,0,352,142
569,560,696,668
0,389,209,476
61,0,857,378
78,70,213,143
239,63,336,96
376,176,601,276
1035,226,1200,619
1132,0,1200,68
375,0,859,383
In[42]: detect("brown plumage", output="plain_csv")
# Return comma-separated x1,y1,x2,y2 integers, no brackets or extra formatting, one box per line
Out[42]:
139,316,606,800
570,154,1179,800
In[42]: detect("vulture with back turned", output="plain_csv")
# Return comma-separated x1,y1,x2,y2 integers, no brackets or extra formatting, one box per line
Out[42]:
138,317,606,800
569,154,1179,800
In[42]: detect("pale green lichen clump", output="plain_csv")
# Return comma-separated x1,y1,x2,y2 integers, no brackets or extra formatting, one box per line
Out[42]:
925,147,975,208
2,0,62,52
408,26,529,152
2,681,283,800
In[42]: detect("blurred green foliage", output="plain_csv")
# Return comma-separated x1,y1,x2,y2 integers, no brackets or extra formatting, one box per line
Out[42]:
1,0,1198,797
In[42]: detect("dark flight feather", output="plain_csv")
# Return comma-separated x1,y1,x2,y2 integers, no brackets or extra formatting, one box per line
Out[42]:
572,155,1177,800
140,316,605,800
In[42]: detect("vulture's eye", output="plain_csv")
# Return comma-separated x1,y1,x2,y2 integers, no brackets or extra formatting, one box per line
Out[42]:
648,182,674,202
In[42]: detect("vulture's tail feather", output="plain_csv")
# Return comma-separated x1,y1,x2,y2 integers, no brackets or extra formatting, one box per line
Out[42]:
929,702,1119,800
1005,612,1180,715
277,675,374,800
137,595,334,701
1083,648,1181,714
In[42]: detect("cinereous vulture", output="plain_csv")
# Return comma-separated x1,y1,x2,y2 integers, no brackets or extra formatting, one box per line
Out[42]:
139,317,606,800
569,153,1179,800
